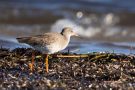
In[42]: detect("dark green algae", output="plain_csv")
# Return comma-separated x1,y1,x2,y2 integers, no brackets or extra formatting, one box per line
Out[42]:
0,48,135,90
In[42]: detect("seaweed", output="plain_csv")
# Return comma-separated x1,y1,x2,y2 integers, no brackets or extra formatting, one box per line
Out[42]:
0,48,135,90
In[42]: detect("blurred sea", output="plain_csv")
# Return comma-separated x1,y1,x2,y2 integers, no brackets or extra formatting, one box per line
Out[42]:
0,0,135,54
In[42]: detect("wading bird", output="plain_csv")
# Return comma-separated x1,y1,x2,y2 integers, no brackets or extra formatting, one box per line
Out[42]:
17,27,78,73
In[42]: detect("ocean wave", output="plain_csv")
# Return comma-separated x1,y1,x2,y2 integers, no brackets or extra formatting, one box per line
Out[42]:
50,14,135,41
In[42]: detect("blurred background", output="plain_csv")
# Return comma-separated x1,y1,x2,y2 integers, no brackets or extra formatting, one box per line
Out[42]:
1,0,135,54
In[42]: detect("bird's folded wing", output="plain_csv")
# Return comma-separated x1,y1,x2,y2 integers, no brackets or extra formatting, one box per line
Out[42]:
17,33,59,46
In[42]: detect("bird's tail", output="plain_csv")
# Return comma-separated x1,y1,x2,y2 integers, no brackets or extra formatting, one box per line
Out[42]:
16,37,30,43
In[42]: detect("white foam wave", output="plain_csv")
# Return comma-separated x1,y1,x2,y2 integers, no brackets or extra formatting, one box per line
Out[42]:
50,17,132,40
51,19,101,37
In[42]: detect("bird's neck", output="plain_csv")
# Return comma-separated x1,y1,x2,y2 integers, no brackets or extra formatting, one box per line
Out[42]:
63,34,71,42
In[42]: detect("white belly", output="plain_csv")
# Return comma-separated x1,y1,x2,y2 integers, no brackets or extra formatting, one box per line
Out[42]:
33,38,69,54
46,43,68,54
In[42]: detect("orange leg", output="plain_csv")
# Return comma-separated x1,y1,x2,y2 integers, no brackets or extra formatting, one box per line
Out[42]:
45,54,49,73
29,52,35,71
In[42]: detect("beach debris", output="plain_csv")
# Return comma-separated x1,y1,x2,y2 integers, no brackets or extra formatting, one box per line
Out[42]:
0,48,135,90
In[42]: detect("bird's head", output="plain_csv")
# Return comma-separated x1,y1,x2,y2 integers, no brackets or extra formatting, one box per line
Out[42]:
61,27,78,37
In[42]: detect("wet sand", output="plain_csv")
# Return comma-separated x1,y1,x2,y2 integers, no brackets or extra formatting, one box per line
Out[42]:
0,48,135,90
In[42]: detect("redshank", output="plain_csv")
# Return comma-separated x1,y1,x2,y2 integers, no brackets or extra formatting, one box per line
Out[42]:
16,27,78,72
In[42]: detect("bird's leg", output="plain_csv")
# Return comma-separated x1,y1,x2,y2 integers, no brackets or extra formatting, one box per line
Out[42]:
29,51,35,72
45,54,49,73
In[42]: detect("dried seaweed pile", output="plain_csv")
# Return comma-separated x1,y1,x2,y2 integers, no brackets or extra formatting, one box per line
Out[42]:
0,48,135,90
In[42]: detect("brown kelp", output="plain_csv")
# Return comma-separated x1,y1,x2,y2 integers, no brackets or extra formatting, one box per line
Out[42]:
0,48,135,90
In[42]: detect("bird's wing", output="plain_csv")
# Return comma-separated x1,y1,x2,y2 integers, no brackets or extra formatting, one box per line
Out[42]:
42,33,62,45
17,33,61,46
17,36,43,45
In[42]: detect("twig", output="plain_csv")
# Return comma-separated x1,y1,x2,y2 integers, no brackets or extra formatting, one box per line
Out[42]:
55,54,89,58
